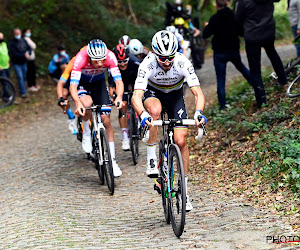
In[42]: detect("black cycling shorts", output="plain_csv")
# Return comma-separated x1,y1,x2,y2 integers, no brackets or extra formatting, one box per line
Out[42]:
77,78,111,113
143,86,188,120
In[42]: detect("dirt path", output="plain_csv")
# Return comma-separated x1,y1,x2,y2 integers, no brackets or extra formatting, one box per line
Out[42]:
0,45,296,249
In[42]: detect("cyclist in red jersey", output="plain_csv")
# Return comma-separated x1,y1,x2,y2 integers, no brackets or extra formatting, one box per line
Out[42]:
69,39,125,177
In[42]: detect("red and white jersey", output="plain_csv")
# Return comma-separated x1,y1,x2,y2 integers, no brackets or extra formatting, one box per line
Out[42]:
70,46,122,84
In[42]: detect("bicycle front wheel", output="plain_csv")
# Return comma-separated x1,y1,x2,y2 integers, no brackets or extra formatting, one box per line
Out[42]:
129,109,139,165
286,74,300,98
0,77,16,108
168,144,186,238
100,128,114,195
92,131,104,185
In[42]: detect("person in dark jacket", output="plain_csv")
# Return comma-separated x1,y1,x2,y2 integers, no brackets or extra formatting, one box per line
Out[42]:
9,28,31,97
235,0,287,108
203,0,252,110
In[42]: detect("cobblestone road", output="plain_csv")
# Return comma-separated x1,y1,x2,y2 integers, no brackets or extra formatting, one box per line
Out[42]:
0,45,297,249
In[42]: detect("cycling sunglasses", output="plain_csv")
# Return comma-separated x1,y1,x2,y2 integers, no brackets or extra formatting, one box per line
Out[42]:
90,58,106,63
156,54,176,63
118,58,129,64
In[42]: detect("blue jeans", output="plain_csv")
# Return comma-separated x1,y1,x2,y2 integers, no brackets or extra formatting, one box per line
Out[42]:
13,63,27,95
292,25,300,56
213,51,251,108
0,69,11,98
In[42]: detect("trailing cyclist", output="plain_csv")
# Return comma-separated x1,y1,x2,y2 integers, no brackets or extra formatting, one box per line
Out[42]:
56,56,78,135
108,44,140,151
128,39,151,62
69,39,125,177
132,30,206,211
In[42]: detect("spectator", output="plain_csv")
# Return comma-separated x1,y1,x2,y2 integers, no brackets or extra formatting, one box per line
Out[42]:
0,32,12,100
48,44,69,82
235,0,287,108
288,0,300,56
203,0,252,110
165,0,191,26
23,28,39,92
9,28,31,98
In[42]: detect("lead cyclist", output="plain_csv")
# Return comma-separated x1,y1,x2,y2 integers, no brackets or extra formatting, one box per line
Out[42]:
132,30,206,211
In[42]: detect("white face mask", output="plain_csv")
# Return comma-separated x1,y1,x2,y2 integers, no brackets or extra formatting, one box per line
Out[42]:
15,35,21,39
25,33,31,37
59,51,67,56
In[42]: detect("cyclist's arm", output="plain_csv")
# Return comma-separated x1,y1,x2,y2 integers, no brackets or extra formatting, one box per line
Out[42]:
190,86,205,112
132,89,145,116
114,79,124,107
56,79,65,99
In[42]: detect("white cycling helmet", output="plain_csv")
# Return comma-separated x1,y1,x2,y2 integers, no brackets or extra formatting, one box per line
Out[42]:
152,30,178,57
118,35,131,48
166,26,176,34
87,39,107,60
128,39,144,55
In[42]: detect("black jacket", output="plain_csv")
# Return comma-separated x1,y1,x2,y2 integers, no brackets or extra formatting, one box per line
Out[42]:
9,38,30,64
202,7,240,53
235,0,280,43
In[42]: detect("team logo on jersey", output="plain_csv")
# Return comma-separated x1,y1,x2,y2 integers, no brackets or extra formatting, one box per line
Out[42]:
187,66,195,75
147,62,156,70
138,69,146,78
173,68,179,76
178,61,185,68
154,71,165,77
177,108,184,118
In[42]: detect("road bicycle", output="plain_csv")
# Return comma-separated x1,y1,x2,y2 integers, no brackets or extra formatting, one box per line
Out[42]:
270,36,300,98
77,105,115,195
144,111,206,238
0,76,16,108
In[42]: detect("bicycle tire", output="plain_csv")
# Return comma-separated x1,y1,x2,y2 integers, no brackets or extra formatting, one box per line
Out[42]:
76,117,83,142
100,128,114,195
286,73,300,98
129,109,139,165
92,131,104,185
168,144,186,238
159,140,170,224
0,76,16,108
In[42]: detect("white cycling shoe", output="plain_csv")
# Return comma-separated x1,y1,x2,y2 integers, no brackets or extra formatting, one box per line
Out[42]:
82,133,92,153
112,161,122,177
186,194,193,212
146,159,159,178
68,119,78,135
122,139,130,151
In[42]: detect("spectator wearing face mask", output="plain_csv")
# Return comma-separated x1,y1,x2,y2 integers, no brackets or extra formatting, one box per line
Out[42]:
48,44,70,82
9,28,31,98
165,0,191,26
23,28,39,92
0,32,12,101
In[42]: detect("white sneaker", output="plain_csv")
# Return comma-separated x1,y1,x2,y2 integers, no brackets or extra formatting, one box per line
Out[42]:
122,139,130,151
186,194,193,212
82,133,92,153
68,119,78,135
28,86,39,92
146,158,159,178
112,161,122,177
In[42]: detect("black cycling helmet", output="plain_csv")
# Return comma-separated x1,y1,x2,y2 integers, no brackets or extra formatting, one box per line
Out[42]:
57,44,66,51
113,44,130,60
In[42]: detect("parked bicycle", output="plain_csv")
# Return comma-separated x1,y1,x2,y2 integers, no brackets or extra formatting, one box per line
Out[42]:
77,104,115,195
0,76,16,108
270,35,300,98
143,111,206,238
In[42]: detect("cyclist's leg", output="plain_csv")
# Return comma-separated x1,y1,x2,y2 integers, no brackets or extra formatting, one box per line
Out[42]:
143,88,162,177
91,79,122,176
119,92,129,150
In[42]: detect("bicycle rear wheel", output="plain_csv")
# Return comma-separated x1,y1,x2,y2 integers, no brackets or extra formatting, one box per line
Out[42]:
159,140,170,224
286,73,300,98
100,128,114,195
168,144,186,238
129,109,139,165
0,77,16,108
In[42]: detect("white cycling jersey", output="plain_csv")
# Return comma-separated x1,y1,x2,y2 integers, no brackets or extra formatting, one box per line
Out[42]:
134,52,200,93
